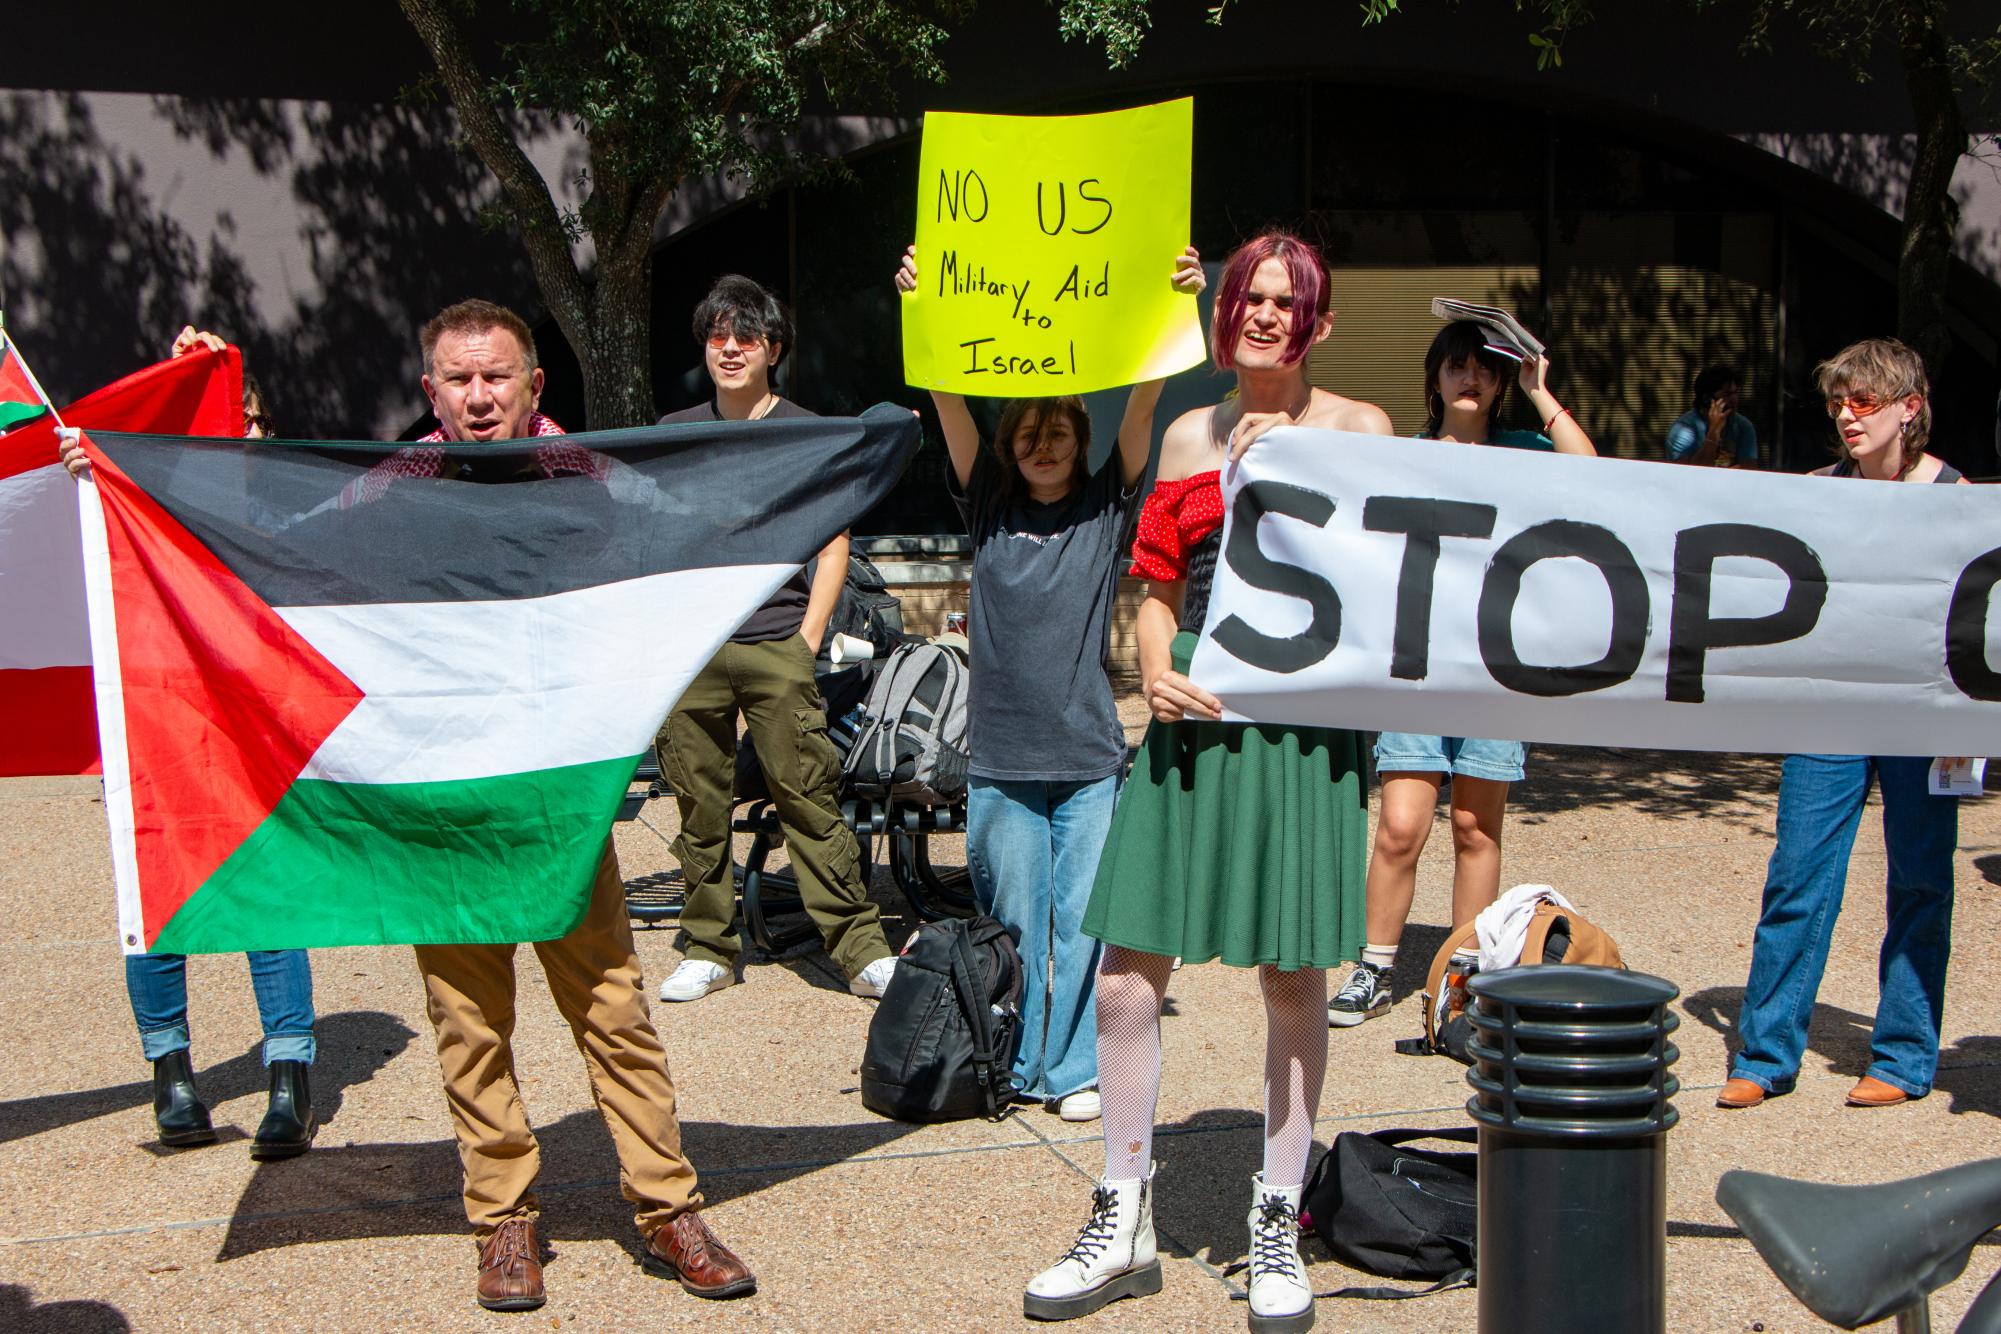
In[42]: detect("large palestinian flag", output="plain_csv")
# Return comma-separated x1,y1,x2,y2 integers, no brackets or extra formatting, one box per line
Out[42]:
78,407,918,954
1,346,243,776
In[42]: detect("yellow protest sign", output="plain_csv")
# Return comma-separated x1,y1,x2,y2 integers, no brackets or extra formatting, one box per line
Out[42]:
900,98,1205,397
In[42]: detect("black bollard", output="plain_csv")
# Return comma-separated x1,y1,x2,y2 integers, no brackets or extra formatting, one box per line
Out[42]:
1465,964,1680,1334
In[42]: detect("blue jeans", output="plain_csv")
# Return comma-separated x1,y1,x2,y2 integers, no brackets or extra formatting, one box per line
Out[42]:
125,951,317,1066
1733,754,1957,1098
967,773,1118,1101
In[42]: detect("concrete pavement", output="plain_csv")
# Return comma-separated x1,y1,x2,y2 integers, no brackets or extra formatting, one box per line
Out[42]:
3,734,1999,1332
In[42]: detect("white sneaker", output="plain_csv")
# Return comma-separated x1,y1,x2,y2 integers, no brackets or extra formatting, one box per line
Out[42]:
1245,1173,1314,1332
1057,1089,1102,1123
1024,1169,1162,1320
849,955,897,998
658,959,732,1002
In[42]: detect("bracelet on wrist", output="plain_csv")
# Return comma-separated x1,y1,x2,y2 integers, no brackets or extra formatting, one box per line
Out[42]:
1542,405,1573,431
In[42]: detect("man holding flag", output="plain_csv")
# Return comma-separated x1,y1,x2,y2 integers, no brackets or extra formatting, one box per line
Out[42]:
60,299,758,1313
374,300,756,1311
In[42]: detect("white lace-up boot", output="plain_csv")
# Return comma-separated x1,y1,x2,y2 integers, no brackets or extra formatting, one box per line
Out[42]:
1023,1168,1161,1321
1245,1173,1314,1332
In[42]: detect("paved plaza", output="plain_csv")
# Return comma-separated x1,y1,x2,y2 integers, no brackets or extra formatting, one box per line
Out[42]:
4,728,2000,1332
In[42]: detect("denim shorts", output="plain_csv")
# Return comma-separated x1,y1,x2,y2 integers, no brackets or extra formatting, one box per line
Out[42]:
1373,733,1526,783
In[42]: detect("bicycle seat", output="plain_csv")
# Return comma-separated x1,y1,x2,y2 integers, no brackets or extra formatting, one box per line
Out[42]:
1717,1158,2001,1329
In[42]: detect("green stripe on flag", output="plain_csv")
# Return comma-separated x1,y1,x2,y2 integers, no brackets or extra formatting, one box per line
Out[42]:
0,401,47,432
150,754,642,953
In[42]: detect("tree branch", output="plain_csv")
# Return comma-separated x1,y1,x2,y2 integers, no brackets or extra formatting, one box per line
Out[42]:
1894,0,1967,378
396,0,590,342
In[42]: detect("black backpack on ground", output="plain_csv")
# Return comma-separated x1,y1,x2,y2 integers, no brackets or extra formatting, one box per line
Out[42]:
860,915,1022,1123
1301,1127,1478,1300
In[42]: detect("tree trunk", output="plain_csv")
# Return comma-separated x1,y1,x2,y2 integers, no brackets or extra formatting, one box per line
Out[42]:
581,246,658,429
1894,0,1967,384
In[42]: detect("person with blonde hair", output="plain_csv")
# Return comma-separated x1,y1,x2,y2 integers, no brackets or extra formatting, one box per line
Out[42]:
1718,338,1970,1113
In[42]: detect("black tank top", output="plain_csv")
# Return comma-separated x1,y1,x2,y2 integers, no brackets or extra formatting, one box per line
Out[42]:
1826,458,1964,483
1177,531,1223,632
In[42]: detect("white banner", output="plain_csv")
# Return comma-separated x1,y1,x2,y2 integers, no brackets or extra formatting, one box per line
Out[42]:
1188,430,2001,756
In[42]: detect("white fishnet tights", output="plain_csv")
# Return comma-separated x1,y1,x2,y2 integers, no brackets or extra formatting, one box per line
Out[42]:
1095,947,1328,1190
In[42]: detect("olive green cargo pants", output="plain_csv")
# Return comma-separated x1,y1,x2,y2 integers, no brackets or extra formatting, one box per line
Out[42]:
657,633,890,979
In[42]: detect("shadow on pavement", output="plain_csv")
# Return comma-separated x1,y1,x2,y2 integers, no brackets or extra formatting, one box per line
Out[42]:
1934,1038,2001,1119
1684,986,1877,1081
0,1285,129,1334
0,1011,415,1148
1512,746,1779,831
1388,923,1453,1003
1685,987,2001,1118
211,1109,928,1261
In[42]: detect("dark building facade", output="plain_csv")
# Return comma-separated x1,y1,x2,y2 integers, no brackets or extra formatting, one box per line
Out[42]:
5,3,1998,536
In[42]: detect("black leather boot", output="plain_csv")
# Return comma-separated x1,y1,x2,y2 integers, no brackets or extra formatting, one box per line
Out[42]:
152,1050,217,1147
250,1060,317,1160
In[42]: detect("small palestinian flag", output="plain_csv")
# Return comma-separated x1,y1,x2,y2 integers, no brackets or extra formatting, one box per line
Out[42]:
79,407,918,954
0,346,243,777
0,323,52,434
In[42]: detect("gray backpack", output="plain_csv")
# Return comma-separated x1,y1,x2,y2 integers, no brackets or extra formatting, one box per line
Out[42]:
840,640,970,807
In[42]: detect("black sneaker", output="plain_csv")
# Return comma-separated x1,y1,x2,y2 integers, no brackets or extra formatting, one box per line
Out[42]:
1327,962,1390,1028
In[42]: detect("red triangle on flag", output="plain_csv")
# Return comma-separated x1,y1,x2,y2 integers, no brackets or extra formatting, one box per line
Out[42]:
86,435,365,948
0,344,50,433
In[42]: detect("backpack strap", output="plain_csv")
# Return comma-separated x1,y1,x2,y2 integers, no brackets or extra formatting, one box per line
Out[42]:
1528,904,1560,964
1323,1267,1476,1301
944,928,1006,1119
1368,1126,1478,1149
1226,1264,1475,1302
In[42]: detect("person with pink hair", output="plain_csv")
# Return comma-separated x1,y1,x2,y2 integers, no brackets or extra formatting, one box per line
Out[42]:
1024,231,1387,1333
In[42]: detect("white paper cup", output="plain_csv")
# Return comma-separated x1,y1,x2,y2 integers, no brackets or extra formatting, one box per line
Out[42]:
829,632,875,666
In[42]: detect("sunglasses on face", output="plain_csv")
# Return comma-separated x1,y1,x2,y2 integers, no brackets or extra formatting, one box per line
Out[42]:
1824,393,1887,419
705,328,765,350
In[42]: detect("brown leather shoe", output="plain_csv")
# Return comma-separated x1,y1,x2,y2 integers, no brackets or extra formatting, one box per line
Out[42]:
642,1210,756,1299
1715,1078,1768,1109
476,1217,546,1312
1847,1075,1912,1107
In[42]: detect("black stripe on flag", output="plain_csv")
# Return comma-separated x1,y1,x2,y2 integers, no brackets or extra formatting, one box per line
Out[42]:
91,406,920,607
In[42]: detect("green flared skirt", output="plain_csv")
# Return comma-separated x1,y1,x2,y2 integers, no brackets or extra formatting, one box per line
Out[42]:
1083,632,1368,971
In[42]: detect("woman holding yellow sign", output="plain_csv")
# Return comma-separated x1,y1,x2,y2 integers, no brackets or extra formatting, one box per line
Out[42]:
893,242,1203,1131
1022,231,1386,1332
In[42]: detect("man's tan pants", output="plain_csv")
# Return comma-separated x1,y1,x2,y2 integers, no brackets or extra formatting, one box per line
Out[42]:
413,841,700,1237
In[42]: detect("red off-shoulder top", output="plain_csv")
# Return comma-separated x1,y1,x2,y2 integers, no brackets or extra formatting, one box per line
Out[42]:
1129,470,1223,580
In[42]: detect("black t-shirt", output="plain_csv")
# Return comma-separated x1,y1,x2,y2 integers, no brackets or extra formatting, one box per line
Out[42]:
659,396,819,643
950,452,1138,783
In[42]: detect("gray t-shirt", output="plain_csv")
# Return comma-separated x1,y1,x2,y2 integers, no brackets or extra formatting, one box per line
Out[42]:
952,453,1138,783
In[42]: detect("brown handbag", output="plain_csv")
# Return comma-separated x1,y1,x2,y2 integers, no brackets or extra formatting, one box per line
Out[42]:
1415,902,1625,1059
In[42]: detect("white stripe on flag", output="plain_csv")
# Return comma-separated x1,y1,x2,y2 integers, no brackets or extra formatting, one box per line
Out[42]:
278,565,797,785
76,475,146,951
0,463,90,670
